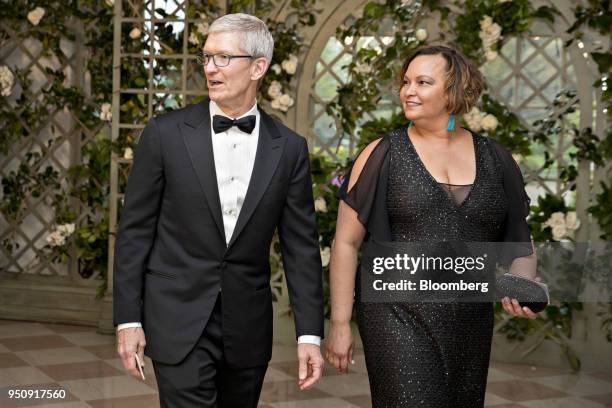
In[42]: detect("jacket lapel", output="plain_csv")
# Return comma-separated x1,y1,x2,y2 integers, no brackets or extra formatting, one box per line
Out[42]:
179,99,226,242
227,109,286,249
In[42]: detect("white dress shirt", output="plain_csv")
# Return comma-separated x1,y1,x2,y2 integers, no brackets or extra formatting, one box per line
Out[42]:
118,100,320,347
210,100,259,245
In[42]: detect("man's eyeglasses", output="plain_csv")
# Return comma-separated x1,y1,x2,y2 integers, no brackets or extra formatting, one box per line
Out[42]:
196,52,253,67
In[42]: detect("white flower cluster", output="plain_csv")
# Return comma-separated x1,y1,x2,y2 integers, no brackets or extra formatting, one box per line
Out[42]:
479,16,502,61
196,14,210,36
463,107,498,131
129,27,141,40
123,147,134,160
320,246,331,267
544,211,580,241
314,196,327,213
266,55,299,112
100,103,112,121
353,62,372,75
415,28,428,42
46,223,76,247
267,80,294,112
188,14,209,45
281,55,298,75
27,7,45,26
0,65,14,97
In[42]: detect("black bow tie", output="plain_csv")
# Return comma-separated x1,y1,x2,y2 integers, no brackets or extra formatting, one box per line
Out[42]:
212,114,256,134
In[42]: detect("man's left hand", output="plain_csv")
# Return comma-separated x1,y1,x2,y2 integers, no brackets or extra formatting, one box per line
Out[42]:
297,343,324,390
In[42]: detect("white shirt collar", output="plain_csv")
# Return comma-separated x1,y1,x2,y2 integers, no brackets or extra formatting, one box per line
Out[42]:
209,99,258,120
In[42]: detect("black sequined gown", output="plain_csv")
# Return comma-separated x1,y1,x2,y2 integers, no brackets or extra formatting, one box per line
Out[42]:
356,128,509,407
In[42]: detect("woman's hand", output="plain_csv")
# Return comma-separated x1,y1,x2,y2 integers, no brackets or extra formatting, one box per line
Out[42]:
501,297,538,319
501,275,542,319
324,321,354,374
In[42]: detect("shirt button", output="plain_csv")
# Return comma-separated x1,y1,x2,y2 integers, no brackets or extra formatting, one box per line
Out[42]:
229,176,235,183
232,143,238,149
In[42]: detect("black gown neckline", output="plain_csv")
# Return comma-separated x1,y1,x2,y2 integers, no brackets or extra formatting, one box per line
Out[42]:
404,126,480,210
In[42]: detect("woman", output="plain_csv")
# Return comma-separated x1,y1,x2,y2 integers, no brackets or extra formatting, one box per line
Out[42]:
324,45,538,407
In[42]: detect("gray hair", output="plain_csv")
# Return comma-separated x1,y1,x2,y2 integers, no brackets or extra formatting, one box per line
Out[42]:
209,13,274,64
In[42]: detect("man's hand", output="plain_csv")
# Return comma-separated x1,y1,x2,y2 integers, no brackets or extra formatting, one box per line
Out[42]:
117,327,146,379
297,343,324,390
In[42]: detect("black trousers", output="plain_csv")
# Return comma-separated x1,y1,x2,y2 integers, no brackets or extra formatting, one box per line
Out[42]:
152,295,268,408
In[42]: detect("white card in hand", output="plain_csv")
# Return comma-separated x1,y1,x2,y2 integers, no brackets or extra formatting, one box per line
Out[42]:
134,353,146,381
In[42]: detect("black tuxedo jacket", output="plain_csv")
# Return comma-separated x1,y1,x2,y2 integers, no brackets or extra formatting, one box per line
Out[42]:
113,99,324,367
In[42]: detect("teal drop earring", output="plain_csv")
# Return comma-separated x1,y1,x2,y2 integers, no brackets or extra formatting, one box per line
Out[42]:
446,113,455,132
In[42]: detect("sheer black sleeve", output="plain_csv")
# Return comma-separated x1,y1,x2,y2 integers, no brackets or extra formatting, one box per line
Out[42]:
490,139,534,262
337,137,391,231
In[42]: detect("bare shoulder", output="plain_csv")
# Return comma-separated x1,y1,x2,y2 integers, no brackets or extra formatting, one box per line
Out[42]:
348,138,383,191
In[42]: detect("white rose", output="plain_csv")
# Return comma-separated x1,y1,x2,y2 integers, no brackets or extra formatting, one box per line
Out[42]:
485,50,498,61
105,0,114,6
57,223,75,236
480,34,495,50
480,24,502,49
123,147,134,160
129,27,141,40
188,32,199,45
100,103,112,122
512,154,522,164
545,212,566,228
267,80,282,99
565,212,580,230
463,107,483,131
278,93,294,111
0,65,14,97
354,62,372,74
480,31,498,49
271,64,281,75
551,224,567,241
27,7,45,26
320,246,331,267
488,23,502,39
314,196,327,213
271,98,281,111
481,114,499,130
415,28,428,42
281,55,298,75
196,22,209,36
46,231,66,247
56,234,66,247
480,16,493,30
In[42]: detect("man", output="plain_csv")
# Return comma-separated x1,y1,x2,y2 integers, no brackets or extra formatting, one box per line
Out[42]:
114,13,324,408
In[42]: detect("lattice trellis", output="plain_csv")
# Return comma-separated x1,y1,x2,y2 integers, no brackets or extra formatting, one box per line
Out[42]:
0,25,106,282
309,28,399,162
481,22,582,200
305,5,602,216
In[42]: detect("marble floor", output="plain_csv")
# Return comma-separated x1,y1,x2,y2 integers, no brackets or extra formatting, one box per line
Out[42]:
0,319,611,407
